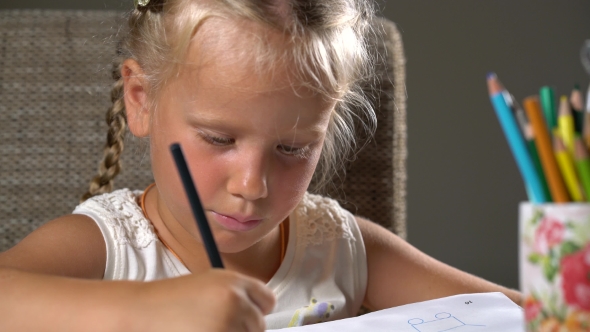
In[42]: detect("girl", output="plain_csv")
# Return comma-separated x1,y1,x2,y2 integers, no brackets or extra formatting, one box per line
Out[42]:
0,0,521,331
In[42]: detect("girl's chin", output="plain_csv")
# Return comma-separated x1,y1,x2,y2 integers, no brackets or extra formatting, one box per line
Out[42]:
216,241,258,255
213,232,265,254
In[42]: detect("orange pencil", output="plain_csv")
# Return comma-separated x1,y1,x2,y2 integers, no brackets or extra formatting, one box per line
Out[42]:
523,96,570,203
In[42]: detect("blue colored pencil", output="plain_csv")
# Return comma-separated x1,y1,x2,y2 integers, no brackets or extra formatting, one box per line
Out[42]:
170,143,224,268
487,73,548,203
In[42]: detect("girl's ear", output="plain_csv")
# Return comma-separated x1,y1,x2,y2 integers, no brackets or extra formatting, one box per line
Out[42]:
122,59,151,138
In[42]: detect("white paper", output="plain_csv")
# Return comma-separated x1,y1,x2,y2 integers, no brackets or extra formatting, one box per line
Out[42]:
267,292,524,332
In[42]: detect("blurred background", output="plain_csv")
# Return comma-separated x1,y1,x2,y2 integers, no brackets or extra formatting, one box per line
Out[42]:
2,0,589,290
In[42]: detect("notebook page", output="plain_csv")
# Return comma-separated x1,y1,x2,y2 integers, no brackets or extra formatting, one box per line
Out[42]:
267,292,524,332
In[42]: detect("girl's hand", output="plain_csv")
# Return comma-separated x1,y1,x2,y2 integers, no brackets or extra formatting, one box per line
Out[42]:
0,216,274,331
131,269,276,332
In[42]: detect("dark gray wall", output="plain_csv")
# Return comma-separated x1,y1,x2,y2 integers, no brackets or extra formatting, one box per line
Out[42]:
383,1,590,290
2,0,589,290
0,0,131,10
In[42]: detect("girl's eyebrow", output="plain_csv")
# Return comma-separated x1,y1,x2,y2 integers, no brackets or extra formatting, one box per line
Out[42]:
185,112,326,139
185,113,233,128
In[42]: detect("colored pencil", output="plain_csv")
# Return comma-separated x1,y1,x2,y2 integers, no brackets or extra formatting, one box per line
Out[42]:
523,96,569,203
487,73,547,203
570,85,585,134
511,97,551,200
540,86,557,132
170,143,224,269
574,137,590,202
554,136,585,202
558,95,576,156
509,92,528,135
524,125,552,200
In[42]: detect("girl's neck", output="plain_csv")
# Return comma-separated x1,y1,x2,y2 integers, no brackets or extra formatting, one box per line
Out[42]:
143,185,285,282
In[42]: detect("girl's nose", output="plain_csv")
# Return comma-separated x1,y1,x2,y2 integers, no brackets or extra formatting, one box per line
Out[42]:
226,150,269,201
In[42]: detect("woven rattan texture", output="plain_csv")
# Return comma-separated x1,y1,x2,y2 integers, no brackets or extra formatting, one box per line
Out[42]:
326,17,407,238
0,10,154,251
0,10,406,252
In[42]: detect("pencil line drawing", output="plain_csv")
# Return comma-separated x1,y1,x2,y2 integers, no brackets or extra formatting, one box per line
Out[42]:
407,312,486,332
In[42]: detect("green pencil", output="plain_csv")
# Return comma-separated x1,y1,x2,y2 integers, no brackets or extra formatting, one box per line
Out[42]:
574,137,590,202
540,86,557,132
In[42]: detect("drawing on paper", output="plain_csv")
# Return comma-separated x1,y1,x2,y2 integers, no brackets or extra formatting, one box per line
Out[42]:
407,312,485,332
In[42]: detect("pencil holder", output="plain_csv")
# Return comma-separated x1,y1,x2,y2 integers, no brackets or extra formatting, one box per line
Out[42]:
519,202,590,331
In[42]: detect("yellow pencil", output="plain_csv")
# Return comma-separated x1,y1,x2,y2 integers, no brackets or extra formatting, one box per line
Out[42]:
558,95,576,156
554,135,585,202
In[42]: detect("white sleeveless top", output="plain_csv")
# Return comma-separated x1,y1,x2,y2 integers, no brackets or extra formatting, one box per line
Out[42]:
73,189,367,329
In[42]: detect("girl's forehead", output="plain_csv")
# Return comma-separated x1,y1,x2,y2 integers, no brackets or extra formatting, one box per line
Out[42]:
165,61,334,137
159,16,336,132
183,16,296,92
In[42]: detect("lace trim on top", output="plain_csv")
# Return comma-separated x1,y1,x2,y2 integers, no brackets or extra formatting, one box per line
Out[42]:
294,193,354,247
78,189,157,249
78,190,351,249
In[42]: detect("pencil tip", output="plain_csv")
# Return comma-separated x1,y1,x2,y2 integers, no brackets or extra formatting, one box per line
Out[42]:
558,96,572,116
486,73,504,95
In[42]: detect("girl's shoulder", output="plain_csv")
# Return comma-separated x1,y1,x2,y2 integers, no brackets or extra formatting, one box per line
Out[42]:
75,188,143,213
292,192,358,247
73,188,157,249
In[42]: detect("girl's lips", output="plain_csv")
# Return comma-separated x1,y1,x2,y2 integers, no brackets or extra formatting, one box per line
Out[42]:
210,211,263,232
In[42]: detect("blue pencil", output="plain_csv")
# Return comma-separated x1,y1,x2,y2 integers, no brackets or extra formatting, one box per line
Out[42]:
170,143,224,268
487,73,547,203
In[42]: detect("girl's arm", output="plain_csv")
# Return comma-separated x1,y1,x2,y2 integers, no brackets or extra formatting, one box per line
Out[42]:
0,267,274,331
356,217,522,311
0,214,107,278
0,215,275,331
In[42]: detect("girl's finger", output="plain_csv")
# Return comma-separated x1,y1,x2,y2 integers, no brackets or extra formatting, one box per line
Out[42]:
239,292,267,332
243,279,276,315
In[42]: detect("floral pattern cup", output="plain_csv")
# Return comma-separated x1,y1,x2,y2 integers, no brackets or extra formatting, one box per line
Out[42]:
520,202,590,331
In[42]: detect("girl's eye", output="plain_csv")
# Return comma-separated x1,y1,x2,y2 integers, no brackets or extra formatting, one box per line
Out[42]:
278,144,310,158
199,132,234,146
198,130,310,157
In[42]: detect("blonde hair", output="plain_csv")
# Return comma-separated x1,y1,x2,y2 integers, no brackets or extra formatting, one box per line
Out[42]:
82,0,377,201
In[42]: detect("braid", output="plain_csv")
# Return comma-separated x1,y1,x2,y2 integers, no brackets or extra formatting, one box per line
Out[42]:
81,6,154,202
81,59,127,202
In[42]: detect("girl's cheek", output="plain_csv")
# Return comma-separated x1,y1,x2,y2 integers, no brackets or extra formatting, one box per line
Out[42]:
277,158,318,195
